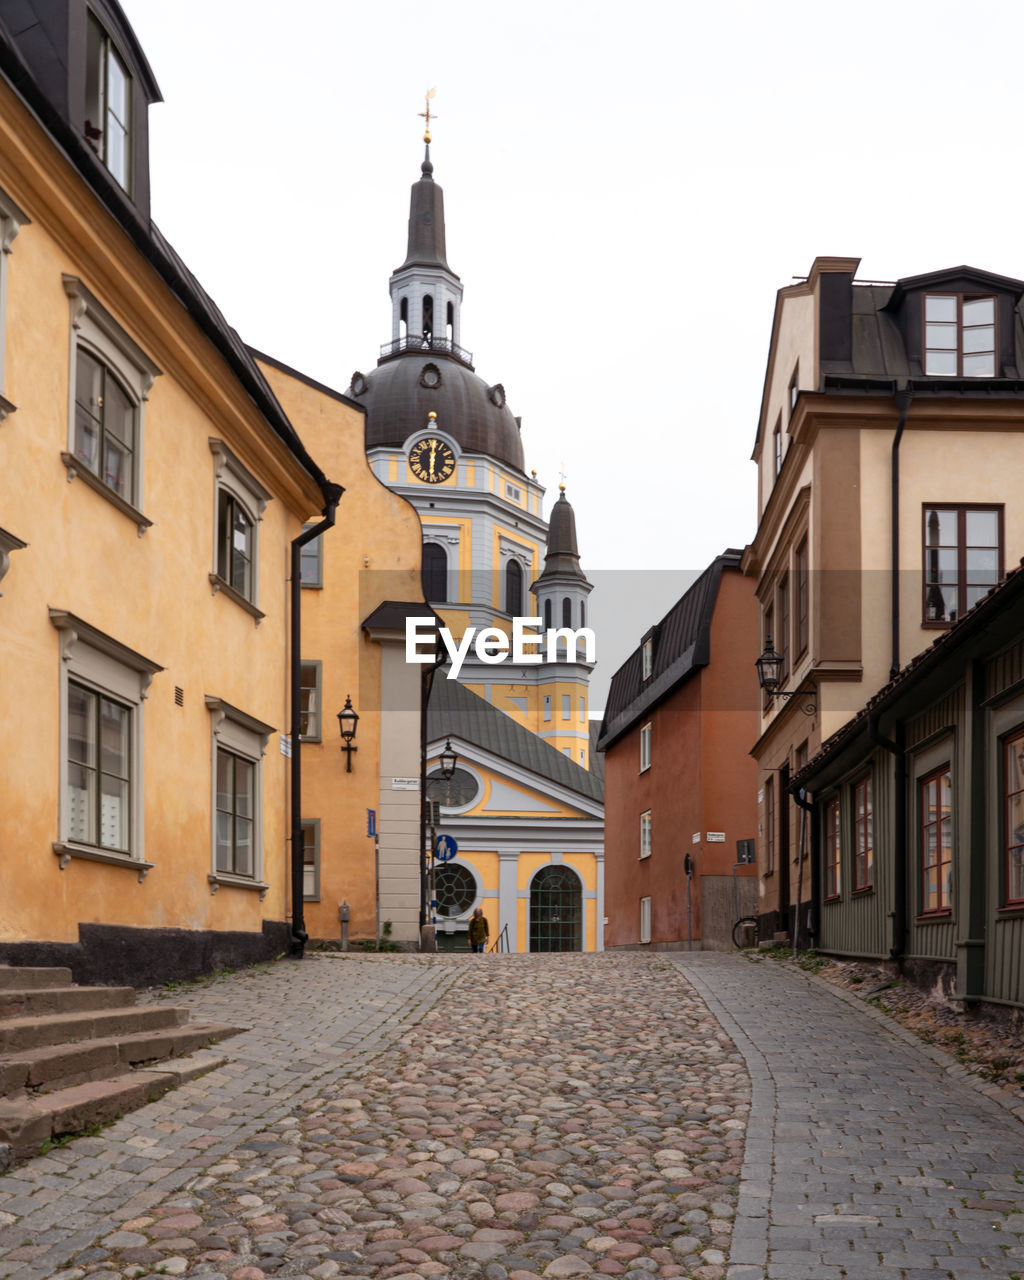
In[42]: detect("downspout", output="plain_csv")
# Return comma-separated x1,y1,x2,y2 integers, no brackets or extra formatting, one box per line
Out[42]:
289,481,345,959
890,387,913,681
869,713,906,961
792,786,815,952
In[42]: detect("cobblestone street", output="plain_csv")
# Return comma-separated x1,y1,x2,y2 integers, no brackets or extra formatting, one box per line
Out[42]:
0,953,1020,1280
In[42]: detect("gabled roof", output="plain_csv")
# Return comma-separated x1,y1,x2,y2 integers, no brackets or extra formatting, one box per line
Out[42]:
597,550,743,752
428,678,604,804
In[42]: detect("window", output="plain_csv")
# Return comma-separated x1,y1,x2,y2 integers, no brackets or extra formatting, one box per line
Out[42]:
543,694,551,722
764,776,775,875
789,363,800,413
561,694,570,721
777,574,789,682
562,597,572,627
302,819,320,901
924,294,995,377
852,774,874,890
773,415,783,478
50,609,161,876
762,603,774,709
422,542,447,603
640,810,652,859
210,439,269,616
0,185,27,411
579,696,585,721
206,696,272,895
299,661,321,741
300,527,323,587
923,505,1001,623
427,766,479,809
824,797,841,899
62,276,158,528
920,766,952,913
435,862,477,917
640,722,652,772
795,537,808,658
639,896,652,944
1004,731,1024,906
85,11,132,191
505,559,523,617
544,598,553,629
642,636,654,681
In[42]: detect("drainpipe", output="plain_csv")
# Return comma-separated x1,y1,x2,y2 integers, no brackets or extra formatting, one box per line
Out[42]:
289,482,344,959
791,787,815,952
890,388,913,681
869,713,906,961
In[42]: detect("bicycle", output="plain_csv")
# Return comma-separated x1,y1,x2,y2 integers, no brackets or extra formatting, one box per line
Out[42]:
731,915,759,949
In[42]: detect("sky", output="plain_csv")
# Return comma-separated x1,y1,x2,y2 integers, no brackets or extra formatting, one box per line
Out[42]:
120,0,1024,711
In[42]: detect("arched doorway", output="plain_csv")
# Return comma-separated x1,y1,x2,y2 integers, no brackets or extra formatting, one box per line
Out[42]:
529,864,582,952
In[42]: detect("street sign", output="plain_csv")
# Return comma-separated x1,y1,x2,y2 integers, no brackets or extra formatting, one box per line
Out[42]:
435,834,458,862
367,808,376,837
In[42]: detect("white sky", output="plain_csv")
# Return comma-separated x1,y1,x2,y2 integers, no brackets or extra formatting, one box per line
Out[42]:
119,0,1024,711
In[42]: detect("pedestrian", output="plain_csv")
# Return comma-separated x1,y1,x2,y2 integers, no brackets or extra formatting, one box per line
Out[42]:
467,906,489,953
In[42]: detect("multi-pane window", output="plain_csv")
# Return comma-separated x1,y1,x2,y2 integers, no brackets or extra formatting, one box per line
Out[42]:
217,489,254,599
302,819,320,901
639,896,652,944
67,681,130,852
853,774,874,891
299,662,321,741
640,810,652,859
924,294,995,377
920,766,952,913
824,797,841,898
923,505,1001,623
215,748,255,878
85,13,132,191
73,349,135,501
795,537,808,658
773,415,783,478
642,637,654,681
640,722,652,772
1004,731,1024,905
300,528,323,587
764,775,775,875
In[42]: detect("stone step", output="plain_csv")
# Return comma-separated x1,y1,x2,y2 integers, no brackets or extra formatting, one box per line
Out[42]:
0,1004,187,1054
0,1021,241,1097
0,985,137,1021
0,966,73,991
0,1050,230,1158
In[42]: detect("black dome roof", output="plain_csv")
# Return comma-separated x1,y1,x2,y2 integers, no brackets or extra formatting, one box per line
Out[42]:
349,354,525,474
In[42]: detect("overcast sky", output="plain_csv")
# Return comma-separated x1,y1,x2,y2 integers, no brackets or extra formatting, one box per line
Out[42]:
120,0,1024,710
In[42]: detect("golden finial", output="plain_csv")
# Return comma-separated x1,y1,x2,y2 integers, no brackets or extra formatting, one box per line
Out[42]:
419,88,437,144
428,410,438,420
559,483,566,492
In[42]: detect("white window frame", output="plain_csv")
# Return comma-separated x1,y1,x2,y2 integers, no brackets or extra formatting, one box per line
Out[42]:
205,695,272,898
0,184,28,420
62,275,159,532
543,694,552,722
49,608,162,880
561,693,571,721
302,818,321,902
642,637,654,681
208,437,270,620
639,895,652,944
299,660,322,742
640,722,652,772
640,809,652,859
300,524,323,587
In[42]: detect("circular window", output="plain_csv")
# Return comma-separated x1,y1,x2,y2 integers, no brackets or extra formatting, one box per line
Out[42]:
350,371,367,396
427,767,479,808
435,863,476,917
420,363,442,389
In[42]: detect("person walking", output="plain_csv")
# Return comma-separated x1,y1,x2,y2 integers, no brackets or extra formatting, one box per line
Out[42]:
467,907,489,953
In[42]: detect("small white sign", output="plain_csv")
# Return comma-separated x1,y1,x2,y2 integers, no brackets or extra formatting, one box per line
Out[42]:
280,735,292,758
706,832,726,843
391,776,419,791
692,832,701,844
757,788,764,804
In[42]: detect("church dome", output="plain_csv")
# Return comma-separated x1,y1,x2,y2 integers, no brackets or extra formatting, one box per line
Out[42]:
349,355,525,474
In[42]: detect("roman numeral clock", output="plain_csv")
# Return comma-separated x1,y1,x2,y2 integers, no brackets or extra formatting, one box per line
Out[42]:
409,435,455,484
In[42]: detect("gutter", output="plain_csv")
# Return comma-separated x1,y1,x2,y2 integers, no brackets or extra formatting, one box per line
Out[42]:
869,713,906,960
289,481,345,958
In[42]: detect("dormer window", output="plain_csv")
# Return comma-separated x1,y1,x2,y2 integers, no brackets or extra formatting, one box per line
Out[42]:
85,12,132,191
924,294,995,376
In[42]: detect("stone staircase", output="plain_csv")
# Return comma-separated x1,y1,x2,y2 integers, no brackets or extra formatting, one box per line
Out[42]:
0,965,241,1164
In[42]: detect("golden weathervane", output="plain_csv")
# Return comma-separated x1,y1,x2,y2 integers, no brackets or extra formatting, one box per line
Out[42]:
419,88,437,143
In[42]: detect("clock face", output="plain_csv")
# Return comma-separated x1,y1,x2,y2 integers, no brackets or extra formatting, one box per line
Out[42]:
409,436,456,484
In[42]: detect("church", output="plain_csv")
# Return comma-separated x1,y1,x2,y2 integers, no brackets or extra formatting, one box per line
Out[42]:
346,121,605,953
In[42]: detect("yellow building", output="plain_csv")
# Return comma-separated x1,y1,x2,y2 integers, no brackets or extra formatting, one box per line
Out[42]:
346,134,604,949
0,1,423,978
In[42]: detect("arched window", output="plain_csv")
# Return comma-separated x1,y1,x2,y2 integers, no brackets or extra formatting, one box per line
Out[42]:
562,597,572,628
422,294,434,341
447,300,454,341
400,296,408,338
422,542,447,602
434,862,477,918
580,600,586,628
529,865,583,952
544,598,552,629
505,560,523,617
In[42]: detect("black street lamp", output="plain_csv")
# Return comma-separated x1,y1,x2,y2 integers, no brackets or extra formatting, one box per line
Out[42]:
439,737,458,781
337,695,359,772
755,638,816,716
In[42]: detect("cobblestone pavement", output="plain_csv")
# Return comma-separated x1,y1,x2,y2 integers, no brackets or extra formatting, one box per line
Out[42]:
0,955,748,1280
671,952,1024,1280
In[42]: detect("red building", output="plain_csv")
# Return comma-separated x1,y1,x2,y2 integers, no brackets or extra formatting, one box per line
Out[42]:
598,552,759,949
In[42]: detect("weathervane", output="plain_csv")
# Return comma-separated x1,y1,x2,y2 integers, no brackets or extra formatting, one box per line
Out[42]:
419,88,437,143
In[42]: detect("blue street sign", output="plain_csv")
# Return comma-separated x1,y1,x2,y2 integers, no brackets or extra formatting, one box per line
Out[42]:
367,808,376,837
435,834,458,862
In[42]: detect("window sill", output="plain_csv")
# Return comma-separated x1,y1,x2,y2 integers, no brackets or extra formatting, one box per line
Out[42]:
921,619,954,630
300,582,323,590
638,852,651,861
823,893,841,904
61,452,152,536
915,910,953,923
208,872,269,900
208,573,265,623
995,905,1024,919
852,884,875,896
53,841,153,882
